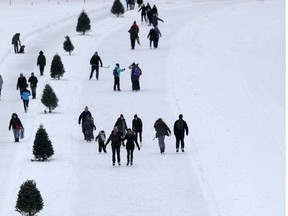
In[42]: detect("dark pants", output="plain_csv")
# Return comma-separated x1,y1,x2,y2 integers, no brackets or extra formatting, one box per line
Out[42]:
13,43,19,53
176,137,185,149
30,86,36,99
23,100,29,112
39,65,45,75
114,76,120,91
112,146,121,164
132,79,140,90
135,131,142,143
90,65,100,79
141,13,146,22
127,149,134,163
130,38,136,49
98,142,106,153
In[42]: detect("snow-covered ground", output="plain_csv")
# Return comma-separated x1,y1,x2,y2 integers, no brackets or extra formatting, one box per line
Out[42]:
0,0,285,215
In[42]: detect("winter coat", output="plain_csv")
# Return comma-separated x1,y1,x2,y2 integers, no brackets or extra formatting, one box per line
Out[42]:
37,53,46,66
83,118,96,136
0,75,3,89
151,6,158,16
90,54,103,67
131,66,142,81
28,76,38,87
154,119,171,138
114,118,128,137
78,111,92,125
122,131,140,150
11,33,20,45
17,76,27,90
113,66,125,77
128,25,138,39
173,119,189,139
138,5,147,14
21,89,31,100
132,118,143,132
147,27,161,41
9,113,23,130
151,15,164,27
95,131,106,143
106,131,122,148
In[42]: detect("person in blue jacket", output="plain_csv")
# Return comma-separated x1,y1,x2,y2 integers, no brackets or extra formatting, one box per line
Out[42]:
21,84,31,112
113,63,125,91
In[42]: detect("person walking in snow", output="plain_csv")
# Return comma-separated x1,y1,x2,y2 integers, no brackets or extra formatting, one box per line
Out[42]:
0,74,3,100
21,84,31,112
128,22,140,49
11,33,21,53
105,127,122,166
147,26,162,49
154,118,171,153
8,113,24,142
132,114,143,146
138,4,147,23
114,114,128,146
151,14,164,27
37,51,46,76
122,128,140,166
129,63,142,90
95,130,107,153
78,106,93,139
173,114,189,152
16,73,27,98
113,63,125,91
28,72,38,99
89,52,103,80
83,115,96,142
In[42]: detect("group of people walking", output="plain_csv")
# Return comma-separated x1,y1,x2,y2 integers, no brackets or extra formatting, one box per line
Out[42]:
78,106,189,166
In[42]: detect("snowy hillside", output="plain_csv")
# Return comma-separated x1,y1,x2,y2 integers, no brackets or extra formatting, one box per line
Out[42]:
0,0,285,216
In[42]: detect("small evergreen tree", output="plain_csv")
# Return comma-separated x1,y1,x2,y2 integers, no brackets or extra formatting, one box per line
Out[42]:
50,53,65,79
76,10,91,35
15,180,44,216
111,0,125,17
63,35,74,55
41,84,58,113
32,124,54,161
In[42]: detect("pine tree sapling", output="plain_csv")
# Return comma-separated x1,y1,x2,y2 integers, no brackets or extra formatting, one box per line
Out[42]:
76,10,91,35
41,84,59,113
15,180,44,216
32,124,54,161
50,53,65,79
63,35,74,55
111,0,125,17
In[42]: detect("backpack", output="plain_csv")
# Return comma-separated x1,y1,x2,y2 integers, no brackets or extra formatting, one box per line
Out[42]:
133,67,142,76
113,68,118,76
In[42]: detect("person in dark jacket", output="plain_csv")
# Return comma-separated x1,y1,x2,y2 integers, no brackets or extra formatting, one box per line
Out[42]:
122,129,140,166
12,33,21,53
95,130,107,153
154,118,171,153
174,114,189,152
89,52,103,80
16,73,27,98
37,51,46,76
105,127,122,166
147,26,162,49
138,4,147,23
78,106,93,139
83,116,96,142
151,14,164,27
114,114,128,146
8,113,23,142
132,114,143,145
21,84,31,112
146,3,152,25
128,22,139,49
28,72,38,99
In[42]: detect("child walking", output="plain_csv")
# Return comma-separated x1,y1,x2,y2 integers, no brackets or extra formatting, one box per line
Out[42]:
95,130,107,153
